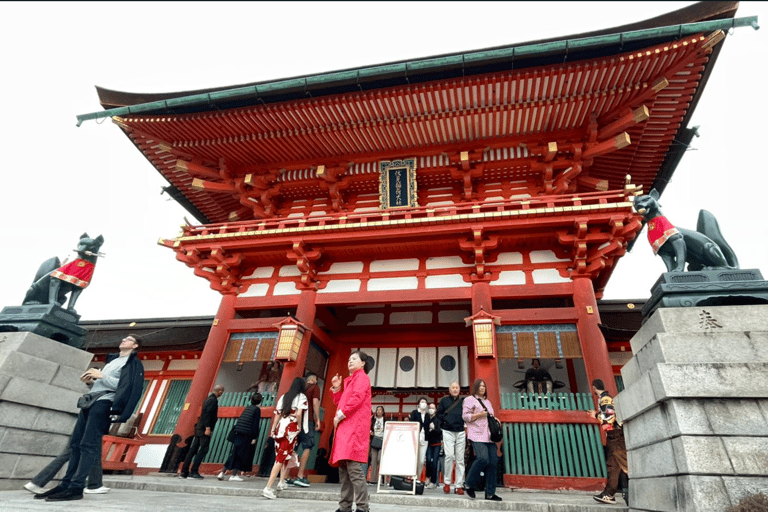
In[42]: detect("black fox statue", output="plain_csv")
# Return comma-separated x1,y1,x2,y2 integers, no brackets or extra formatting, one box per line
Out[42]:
23,233,104,313
633,189,738,272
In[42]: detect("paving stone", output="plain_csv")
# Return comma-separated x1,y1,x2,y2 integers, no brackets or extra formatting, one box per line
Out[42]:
671,436,733,475
0,349,60,385
721,476,768,506
651,363,768,400
4,331,92,370
0,452,17,478
0,375,82,414
632,305,768,354
721,437,768,475
615,371,659,423
33,408,77,436
11,453,55,479
0,402,40,429
627,439,677,478
0,427,69,456
49,364,91,394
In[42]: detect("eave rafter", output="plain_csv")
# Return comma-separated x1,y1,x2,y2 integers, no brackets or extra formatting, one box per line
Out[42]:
119,31,723,225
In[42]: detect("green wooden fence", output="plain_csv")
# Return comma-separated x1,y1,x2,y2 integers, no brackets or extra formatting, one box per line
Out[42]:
500,392,606,479
203,391,276,464
152,380,192,435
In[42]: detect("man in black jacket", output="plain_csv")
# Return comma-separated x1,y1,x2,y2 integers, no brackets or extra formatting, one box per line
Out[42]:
436,381,466,495
179,384,225,479
41,335,145,502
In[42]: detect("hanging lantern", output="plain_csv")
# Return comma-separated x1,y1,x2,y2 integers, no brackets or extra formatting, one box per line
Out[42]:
464,308,500,358
273,317,308,361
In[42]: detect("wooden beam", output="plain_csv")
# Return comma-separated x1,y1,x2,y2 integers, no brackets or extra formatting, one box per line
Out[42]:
598,106,650,140
577,175,609,191
190,178,236,193
176,160,222,180
582,133,631,159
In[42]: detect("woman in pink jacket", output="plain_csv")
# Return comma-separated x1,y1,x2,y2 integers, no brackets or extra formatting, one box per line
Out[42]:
330,350,373,512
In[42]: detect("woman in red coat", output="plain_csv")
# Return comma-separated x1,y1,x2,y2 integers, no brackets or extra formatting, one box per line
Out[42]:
330,350,373,512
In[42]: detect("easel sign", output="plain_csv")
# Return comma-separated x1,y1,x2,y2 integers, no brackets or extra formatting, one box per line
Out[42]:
376,421,419,494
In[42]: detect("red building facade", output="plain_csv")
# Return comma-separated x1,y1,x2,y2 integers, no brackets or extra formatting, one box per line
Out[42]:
80,2,748,490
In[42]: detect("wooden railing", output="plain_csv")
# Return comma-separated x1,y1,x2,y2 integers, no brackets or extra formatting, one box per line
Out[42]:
102,436,142,472
499,392,606,480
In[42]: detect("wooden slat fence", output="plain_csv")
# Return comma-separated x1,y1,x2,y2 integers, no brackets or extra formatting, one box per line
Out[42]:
500,392,606,479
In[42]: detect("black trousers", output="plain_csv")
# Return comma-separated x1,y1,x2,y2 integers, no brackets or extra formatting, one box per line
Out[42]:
181,433,211,476
61,400,112,491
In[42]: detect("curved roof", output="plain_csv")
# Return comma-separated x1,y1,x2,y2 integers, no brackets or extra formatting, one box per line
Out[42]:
80,2,749,225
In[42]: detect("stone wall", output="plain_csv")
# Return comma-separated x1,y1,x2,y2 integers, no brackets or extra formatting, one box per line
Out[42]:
0,331,92,491
616,305,768,511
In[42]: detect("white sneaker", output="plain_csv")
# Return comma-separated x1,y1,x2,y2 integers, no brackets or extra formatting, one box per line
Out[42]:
277,481,288,490
261,487,276,499
84,486,111,494
217,471,225,481
23,482,45,494
229,475,244,482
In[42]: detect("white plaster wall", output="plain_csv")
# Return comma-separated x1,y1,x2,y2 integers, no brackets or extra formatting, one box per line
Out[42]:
494,271,527,285
426,256,472,269
167,359,200,371
368,277,418,291
239,283,269,297
243,267,274,279
349,313,385,326
319,279,362,293
273,282,300,295
370,259,420,272
494,252,524,265
323,261,364,274
425,274,471,289
530,250,570,263
532,268,571,283
390,311,433,324
278,265,301,277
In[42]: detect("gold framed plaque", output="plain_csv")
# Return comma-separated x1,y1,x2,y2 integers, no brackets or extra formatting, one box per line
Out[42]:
379,158,417,209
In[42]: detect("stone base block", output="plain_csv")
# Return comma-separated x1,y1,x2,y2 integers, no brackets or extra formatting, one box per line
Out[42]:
0,332,92,489
632,305,768,354
0,304,86,348
630,475,768,512
622,398,768,450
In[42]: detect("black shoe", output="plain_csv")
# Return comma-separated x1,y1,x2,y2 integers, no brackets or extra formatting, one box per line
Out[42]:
485,494,502,501
34,484,67,499
177,473,188,479
464,486,475,498
45,488,83,501
189,473,204,479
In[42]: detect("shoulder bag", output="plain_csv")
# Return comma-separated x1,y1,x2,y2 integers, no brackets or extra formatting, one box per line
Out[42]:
476,397,503,443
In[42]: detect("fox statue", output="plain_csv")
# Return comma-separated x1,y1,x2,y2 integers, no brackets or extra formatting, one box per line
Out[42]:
633,189,738,272
22,233,104,313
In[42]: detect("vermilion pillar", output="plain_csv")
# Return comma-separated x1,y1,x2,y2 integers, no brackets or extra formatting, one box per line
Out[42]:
572,276,618,396
275,288,317,398
175,294,235,444
470,281,501,408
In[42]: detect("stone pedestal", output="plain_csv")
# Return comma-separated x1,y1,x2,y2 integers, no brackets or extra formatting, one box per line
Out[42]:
616,305,768,511
0,331,92,491
0,304,86,349
641,269,768,319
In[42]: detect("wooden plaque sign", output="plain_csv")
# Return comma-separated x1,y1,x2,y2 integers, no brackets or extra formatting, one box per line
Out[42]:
379,158,417,209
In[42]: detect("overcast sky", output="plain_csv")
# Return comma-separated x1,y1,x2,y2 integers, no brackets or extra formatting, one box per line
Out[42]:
0,2,765,322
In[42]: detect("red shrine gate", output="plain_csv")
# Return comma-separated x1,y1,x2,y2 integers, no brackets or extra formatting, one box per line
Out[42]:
81,1,749,490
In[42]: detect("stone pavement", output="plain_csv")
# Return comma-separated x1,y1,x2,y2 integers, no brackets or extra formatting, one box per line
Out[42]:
0,473,628,512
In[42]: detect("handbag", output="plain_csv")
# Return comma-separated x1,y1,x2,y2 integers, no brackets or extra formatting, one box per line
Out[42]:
77,391,109,410
370,436,383,450
476,397,503,443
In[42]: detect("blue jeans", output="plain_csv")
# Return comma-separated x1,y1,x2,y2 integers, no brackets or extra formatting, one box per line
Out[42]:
61,400,112,491
31,434,103,488
465,441,498,496
425,444,441,483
